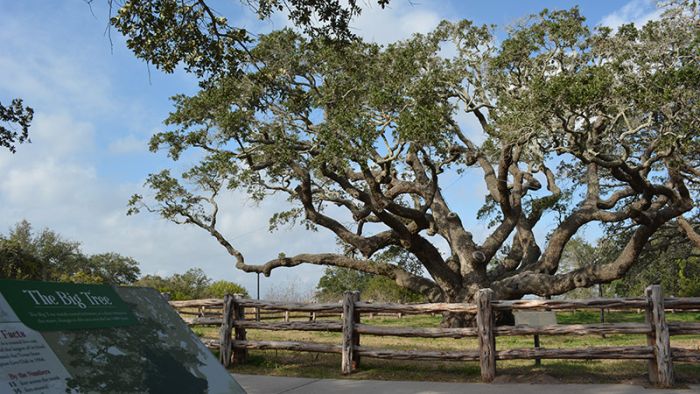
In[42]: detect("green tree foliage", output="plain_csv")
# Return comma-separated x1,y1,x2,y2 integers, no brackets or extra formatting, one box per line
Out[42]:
0,98,33,153
205,279,249,298
316,267,369,301
83,253,141,284
605,212,700,297
110,0,388,79
136,268,210,299
558,237,609,299
125,2,699,313
0,220,141,284
135,268,248,299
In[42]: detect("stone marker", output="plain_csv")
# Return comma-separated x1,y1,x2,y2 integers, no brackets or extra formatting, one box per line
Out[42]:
514,310,557,366
513,311,557,327
0,279,245,394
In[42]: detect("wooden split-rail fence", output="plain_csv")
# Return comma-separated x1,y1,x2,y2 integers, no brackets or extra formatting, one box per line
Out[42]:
170,285,700,387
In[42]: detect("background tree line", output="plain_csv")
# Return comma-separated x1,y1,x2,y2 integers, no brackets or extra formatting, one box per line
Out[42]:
137,268,248,300
0,220,140,284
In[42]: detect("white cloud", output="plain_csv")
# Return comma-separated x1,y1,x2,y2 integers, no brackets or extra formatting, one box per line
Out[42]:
600,0,662,29
0,113,96,206
250,0,445,45
108,135,147,154
350,3,442,45
0,18,113,116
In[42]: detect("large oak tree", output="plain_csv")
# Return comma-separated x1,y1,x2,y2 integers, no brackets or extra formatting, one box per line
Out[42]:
124,3,699,324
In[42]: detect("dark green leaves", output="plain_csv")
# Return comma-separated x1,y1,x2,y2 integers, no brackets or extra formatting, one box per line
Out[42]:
112,0,249,78
0,98,33,153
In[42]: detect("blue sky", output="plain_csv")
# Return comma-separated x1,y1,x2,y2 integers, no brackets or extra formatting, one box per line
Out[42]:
0,0,661,297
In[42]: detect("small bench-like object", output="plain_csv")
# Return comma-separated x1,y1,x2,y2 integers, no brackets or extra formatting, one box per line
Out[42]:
514,310,557,366
513,310,557,327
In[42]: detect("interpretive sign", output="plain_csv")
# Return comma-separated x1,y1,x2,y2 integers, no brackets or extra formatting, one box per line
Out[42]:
0,280,245,393
0,280,138,331
0,320,73,393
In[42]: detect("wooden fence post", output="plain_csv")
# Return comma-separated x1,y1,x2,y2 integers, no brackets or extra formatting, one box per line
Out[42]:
342,291,360,374
476,288,496,382
645,285,673,387
232,294,248,364
353,291,361,369
219,294,234,368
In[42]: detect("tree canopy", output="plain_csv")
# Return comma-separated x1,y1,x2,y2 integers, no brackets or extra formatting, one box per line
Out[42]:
110,0,389,80
605,212,700,297
126,2,700,317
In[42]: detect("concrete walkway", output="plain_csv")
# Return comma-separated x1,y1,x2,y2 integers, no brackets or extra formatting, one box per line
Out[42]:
232,374,700,394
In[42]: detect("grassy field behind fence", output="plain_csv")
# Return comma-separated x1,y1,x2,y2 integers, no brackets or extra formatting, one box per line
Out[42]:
189,310,700,384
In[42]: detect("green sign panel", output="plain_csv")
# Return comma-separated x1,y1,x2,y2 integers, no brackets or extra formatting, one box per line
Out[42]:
0,280,138,330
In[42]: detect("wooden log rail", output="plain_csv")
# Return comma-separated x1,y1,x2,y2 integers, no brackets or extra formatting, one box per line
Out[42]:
355,301,477,314
170,298,224,308
237,299,343,312
170,296,700,312
496,346,654,360
172,286,700,387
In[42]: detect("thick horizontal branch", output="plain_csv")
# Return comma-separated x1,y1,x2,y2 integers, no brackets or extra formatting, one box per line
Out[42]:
497,201,693,296
233,252,442,300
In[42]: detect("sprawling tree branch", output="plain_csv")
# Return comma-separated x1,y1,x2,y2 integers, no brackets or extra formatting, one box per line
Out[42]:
126,2,699,318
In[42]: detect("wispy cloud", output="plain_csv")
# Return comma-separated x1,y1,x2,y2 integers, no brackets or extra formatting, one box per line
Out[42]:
108,135,147,155
600,0,662,29
351,5,443,45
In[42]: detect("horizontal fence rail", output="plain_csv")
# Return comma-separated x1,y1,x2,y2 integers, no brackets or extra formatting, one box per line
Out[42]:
170,286,700,387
